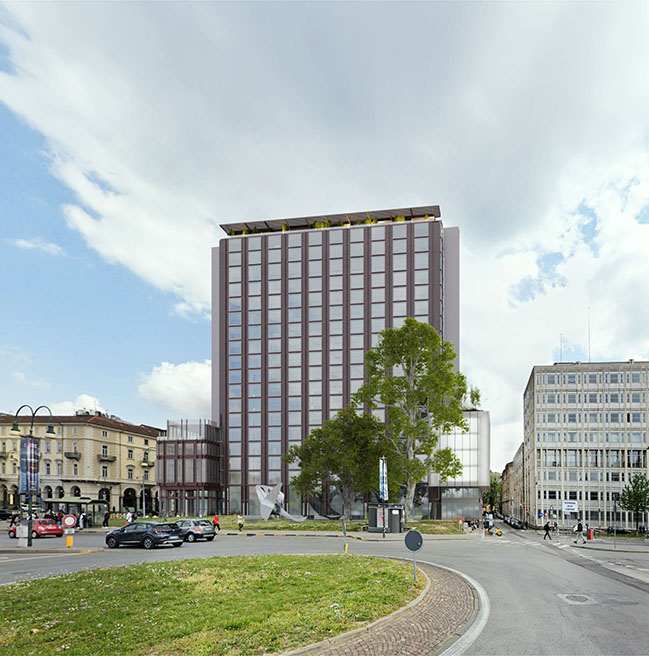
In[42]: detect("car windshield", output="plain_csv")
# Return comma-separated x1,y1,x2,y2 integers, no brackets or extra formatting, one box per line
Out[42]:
40,519,56,525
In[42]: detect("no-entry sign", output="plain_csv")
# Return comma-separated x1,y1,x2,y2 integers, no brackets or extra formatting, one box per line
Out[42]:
62,514,76,528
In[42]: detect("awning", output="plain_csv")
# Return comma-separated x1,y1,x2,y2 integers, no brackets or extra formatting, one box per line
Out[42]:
44,496,93,504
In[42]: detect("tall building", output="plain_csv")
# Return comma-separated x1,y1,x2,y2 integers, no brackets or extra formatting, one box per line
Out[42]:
523,361,649,528
0,411,160,514
212,205,460,515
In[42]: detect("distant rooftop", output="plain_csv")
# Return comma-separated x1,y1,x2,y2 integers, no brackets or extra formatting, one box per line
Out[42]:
219,204,442,236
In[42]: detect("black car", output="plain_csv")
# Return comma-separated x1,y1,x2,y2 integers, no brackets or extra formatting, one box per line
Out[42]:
606,525,635,535
509,518,524,529
105,522,184,549
0,508,13,521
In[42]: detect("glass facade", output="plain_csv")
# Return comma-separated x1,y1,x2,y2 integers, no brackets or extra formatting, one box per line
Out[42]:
216,212,458,514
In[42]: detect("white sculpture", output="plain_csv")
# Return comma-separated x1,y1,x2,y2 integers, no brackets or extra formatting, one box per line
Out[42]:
255,483,306,522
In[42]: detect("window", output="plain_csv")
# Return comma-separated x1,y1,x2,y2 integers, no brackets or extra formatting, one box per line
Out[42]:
143,470,149,481
102,445,108,457
128,435,133,443
127,449,134,459
101,465,108,477
127,468,134,480
73,463,78,475
101,430,108,438
45,462,51,475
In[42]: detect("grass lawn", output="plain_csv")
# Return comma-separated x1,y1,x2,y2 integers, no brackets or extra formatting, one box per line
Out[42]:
405,520,465,535
0,555,425,656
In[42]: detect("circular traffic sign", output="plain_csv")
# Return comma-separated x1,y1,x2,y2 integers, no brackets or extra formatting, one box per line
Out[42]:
62,514,76,528
404,528,423,552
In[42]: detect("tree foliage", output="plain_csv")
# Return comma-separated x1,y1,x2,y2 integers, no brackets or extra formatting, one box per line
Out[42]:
282,405,391,519
353,318,472,519
482,472,502,512
618,474,649,532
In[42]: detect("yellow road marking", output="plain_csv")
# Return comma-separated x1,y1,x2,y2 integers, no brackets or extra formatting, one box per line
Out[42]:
0,550,95,563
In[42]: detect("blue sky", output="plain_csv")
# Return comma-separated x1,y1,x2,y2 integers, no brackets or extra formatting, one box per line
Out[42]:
2,3,649,469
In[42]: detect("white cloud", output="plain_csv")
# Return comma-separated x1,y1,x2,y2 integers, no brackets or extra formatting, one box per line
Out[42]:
50,394,105,416
12,237,64,256
138,360,211,418
2,4,649,471
11,371,50,389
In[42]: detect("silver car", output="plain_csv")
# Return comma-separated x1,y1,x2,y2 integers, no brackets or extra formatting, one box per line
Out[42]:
175,518,216,542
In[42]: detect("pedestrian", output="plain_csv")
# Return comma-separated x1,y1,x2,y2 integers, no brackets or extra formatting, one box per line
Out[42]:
79,512,86,530
103,510,110,528
553,521,558,533
9,511,19,527
543,521,552,540
237,513,243,532
213,513,221,532
574,519,585,544
57,509,63,526
126,510,133,524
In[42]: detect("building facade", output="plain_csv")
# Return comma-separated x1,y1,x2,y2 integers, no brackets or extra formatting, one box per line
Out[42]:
0,412,160,513
523,361,649,528
428,410,491,520
212,205,460,515
501,460,514,517
155,419,224,516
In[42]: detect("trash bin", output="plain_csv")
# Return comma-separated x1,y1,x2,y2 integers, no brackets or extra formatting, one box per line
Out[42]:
388,507,403,533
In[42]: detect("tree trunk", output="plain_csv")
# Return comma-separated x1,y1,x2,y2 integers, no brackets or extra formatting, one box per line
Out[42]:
404,479,416,522
341,485,355,520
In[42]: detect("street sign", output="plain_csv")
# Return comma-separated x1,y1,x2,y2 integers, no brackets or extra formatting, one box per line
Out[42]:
404,529,423,584
62,514,76,529
562,500,579,513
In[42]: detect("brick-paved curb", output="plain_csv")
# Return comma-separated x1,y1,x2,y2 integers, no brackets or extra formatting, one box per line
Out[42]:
282,562,476,656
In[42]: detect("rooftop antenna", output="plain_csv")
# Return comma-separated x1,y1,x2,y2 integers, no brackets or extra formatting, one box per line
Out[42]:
560,333,563,361
588,306,591,363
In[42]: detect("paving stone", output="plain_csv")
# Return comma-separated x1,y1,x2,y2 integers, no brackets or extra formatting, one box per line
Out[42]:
291,563,476,656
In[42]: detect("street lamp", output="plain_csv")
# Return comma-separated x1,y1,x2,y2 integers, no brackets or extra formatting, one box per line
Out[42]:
10,404,56,547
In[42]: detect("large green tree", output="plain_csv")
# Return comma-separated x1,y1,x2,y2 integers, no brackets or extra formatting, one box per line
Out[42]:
353,318,471,519
282,405,391,519
618,474,649,533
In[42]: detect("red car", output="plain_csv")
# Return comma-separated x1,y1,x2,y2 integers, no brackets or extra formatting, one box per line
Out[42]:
8,519,63,539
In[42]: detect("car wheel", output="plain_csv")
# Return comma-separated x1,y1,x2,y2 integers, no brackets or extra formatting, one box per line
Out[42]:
8,531,16,539
186,533,196,543
31,531,38,539
143,536,154,549
106,536,118,549
206,536,215,542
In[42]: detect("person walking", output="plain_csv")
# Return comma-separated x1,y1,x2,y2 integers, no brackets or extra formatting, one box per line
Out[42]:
543,521,552,540
574,519,585,544
103,510,110,528
237,513,243,532
213,514,220,532
126,510,133,524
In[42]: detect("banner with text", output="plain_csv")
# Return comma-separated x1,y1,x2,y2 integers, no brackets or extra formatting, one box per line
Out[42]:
19,435,40,495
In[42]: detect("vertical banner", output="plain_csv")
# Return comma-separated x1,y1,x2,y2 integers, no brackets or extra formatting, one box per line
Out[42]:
379,456,388,502
19,436,41,495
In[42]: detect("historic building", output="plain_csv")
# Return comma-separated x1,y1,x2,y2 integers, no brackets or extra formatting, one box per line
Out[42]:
0,411,160,513
212,205,462,515
522,361,649,528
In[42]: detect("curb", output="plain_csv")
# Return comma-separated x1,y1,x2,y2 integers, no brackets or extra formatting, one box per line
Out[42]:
0,547,103,555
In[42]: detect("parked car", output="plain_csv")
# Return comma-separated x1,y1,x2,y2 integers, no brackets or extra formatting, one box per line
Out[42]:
509,518,524,529
0,508,13,521
105,522,184,549
606,525,635,535
8,518,63,539
175,518,216,542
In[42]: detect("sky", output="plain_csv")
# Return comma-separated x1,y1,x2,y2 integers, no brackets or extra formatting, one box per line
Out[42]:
1,2,649,471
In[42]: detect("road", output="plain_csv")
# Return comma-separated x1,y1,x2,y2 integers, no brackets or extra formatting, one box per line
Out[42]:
1,522,648,655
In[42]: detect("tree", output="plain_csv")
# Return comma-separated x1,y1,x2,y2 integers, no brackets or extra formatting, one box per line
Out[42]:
282,405,390,519
618,474,649,533
482,472,502,513
353,318,472,520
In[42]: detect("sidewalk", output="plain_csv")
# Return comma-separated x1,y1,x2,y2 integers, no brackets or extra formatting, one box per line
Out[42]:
285,562,477,656
526,527,649,553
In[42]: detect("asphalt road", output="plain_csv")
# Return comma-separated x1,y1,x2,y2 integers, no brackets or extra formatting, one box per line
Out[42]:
1,522,648,655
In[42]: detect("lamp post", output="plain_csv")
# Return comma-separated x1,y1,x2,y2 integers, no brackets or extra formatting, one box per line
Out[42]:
10,405,56,547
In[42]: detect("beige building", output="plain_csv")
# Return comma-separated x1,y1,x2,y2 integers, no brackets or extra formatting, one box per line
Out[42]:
523,361,649,528
501,461,514,517
0,411,161,514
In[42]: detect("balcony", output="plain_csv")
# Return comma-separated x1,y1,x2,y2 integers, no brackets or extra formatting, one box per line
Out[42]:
0,451,7,459
64,451,81,460
97,454,117,463
141,459,154,468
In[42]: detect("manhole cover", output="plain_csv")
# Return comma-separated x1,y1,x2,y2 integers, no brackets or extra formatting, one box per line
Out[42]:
557,593,597,605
